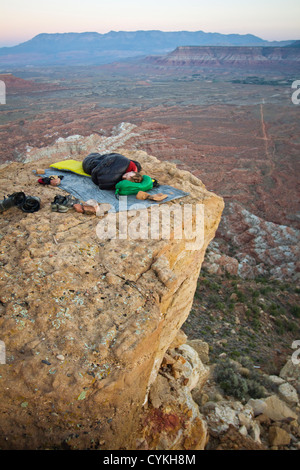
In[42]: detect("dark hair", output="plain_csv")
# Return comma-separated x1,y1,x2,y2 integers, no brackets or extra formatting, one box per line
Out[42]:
128,172,143,183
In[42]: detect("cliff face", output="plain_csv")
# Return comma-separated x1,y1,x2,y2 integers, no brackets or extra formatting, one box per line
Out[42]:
0,134,224,449
146,46,300,69
204,202,300,280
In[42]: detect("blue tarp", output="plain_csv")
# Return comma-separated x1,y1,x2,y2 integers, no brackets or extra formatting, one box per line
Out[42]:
39,168,189,213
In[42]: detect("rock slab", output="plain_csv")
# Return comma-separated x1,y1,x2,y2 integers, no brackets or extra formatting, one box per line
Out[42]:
0,140,223,449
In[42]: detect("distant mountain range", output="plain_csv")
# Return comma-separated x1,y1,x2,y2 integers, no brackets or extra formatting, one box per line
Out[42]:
0,30,297,67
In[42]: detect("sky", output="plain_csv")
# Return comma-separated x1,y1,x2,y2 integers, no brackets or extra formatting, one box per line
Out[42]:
0,0,299,47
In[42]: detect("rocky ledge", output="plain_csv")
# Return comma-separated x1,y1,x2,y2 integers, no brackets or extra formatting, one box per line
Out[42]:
0,137,223,449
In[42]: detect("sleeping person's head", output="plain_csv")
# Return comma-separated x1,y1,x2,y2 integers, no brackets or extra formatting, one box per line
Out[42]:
122,171,143,183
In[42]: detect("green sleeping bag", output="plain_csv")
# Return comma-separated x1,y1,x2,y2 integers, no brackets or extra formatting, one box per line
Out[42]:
115,175,153,196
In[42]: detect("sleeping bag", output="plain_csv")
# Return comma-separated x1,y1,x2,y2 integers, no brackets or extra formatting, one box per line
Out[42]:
82,152,142,190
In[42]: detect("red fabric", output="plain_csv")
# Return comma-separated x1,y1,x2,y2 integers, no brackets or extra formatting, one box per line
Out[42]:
38,178,47,184
125,161,137,173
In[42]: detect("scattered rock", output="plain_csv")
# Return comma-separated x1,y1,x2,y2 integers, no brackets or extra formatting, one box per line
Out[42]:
200,354,300,450
212,425,266,450
239,425,248,436
186,339,210,364
268,375,285,386
248,395,298,421
268,426,291,447
280,359,300,383
249,421,261,444
169,329,187,349
175,343,210,391
278,382,299,406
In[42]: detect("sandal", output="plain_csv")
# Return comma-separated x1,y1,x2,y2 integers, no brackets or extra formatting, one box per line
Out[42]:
136,191,150,200
147,193,168,202
135,191,168,202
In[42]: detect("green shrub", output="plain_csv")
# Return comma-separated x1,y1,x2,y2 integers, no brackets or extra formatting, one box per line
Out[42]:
216,301,226,311
245,309,252,319
252,318,261,331
284,320,299,333
268,303,285,316
214,361,248,400
194,290,202,300
251,305,260,316
259,286,272,295
246,379,265,398
214,357,267,401
255,276,268,284
210,282,220,291
236,290,246,302
274,318,284,334
208,294,220,304
230,350,241,359
252,290,260,298
290,305,300,318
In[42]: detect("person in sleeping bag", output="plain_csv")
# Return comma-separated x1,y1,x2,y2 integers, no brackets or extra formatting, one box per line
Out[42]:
122,171,143,182
82,152,142,190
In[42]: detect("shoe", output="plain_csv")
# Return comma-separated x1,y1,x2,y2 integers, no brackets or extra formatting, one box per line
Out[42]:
20,196,40,213
51,195,65,212
148,193,168,202
74,203,98,215
52,195,80,213
0,192,40,213
58,195,80,212
0,192,26,213
136,191,150,200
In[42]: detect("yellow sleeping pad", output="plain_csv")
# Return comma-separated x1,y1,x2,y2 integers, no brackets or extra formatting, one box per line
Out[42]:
50,159,90,177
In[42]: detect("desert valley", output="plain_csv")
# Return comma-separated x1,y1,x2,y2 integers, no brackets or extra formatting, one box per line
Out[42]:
0,34,300,450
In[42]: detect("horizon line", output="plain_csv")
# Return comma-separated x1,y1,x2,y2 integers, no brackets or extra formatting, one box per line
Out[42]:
1,29,299,48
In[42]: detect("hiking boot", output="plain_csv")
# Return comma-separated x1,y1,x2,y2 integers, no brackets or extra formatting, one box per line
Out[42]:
52,195,80,212
51,195,66,212
20,196,41,213
0,192,26,213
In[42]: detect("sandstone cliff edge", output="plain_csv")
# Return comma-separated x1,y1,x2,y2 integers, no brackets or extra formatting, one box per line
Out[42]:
0,134,224,450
